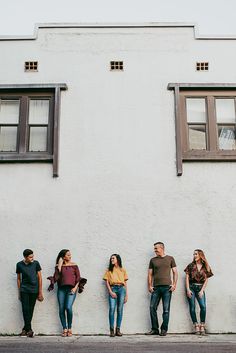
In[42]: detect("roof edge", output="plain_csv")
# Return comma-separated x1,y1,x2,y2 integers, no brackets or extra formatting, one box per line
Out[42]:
1,22,236,41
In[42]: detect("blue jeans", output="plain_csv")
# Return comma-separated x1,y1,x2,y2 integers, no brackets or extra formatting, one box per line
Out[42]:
150,285,172,332
57,286,76,330
187,284,206,324
109,285,126,329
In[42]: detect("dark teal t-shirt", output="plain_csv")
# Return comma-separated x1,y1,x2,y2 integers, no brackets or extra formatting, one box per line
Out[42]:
16,260,41,293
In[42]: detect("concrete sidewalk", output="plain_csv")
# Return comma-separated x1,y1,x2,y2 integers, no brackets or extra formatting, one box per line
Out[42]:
1,335,236,353
1,334,236,343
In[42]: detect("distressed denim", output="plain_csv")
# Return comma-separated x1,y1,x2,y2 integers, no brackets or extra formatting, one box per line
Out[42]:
57,286,76,329
187,284,206,323
109,285,126,329
150,285,172,332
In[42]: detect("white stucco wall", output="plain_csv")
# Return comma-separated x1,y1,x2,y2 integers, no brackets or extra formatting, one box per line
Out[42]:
1,24,236,334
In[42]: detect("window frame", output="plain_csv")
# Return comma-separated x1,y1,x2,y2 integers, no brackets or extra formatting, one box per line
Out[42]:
168,83,236,176
0,84,67,177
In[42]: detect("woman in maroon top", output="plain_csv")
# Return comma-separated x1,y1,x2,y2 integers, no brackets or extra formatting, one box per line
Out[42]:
184,249,213,335
51,249,80,337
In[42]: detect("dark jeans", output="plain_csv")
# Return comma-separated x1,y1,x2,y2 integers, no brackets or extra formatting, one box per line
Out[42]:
57,286,76,330
20,292,38,332
187,284,206,324
150,285,172,332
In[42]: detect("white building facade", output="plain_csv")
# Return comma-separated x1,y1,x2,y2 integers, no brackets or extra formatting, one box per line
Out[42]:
1,23,236,334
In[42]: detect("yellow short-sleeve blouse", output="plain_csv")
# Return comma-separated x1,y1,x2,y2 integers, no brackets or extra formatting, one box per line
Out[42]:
103,267,128,286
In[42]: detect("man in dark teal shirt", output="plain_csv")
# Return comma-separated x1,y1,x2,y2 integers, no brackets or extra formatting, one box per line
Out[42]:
16,249,44,337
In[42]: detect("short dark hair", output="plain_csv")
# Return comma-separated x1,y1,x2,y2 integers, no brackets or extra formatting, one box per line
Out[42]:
154,242,165,248
23,249,33,257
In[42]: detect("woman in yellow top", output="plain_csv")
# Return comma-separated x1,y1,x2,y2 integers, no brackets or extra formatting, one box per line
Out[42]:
103,254,128,337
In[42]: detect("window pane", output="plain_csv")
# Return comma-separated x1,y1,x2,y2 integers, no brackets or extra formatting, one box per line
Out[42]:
186,98,206,123
0,100,19,124
188,124,206,150
218,126,236,150
216,99,235,123
0,126,17,151
29,100,49,124
29,127,47,151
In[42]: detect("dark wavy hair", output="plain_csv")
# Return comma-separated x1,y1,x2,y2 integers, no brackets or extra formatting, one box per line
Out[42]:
56,249,70,265
109,254,122,272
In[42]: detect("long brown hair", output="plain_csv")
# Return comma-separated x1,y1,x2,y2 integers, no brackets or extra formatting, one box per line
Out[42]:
193,249,211,272
108,254,122,272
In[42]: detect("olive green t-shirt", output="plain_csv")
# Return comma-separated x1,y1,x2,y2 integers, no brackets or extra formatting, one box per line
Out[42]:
149,255,176,286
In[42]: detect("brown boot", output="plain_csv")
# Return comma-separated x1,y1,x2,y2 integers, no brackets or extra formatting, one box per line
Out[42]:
110,328,115,337
116,327,122,337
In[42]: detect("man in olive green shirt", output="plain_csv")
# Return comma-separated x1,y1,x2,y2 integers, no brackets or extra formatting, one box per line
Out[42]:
146,242,178,336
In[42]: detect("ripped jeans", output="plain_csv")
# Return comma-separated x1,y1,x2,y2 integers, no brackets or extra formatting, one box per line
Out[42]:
109,285,126,329
150,285,172,332
187,284,206,324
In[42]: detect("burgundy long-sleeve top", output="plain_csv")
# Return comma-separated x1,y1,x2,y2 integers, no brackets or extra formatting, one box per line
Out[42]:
53,265,81,288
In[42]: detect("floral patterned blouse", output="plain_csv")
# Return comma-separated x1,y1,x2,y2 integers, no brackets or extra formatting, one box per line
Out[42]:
184,262,213,284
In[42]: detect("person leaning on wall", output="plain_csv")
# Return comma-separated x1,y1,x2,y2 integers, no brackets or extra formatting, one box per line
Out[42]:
103,254,128,337
47,249,86,337
184,249,213,335
16,249,44,338
146,242,178,337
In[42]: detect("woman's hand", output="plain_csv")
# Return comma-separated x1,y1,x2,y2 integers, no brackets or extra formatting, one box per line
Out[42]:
124,295,128,303
58,258,63,266
58,257,64,272
198,290,204,298
186,290,192,298
110,292,117,299
71,287,76,294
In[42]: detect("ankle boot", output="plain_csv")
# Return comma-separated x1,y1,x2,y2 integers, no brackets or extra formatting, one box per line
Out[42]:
116,327,122,336
110,328,115,337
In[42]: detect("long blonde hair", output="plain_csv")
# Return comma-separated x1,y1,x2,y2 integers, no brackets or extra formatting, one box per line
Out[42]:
193,249,211,272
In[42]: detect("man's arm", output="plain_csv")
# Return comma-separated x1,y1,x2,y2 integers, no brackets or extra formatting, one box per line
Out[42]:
170,267,178,292
37,271,44,301
148,269,154,293
17,273,21,300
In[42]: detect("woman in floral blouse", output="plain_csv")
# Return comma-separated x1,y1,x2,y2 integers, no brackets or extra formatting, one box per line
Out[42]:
184,249,213,335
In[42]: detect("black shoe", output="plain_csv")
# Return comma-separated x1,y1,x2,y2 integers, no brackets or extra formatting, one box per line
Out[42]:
160,330,167,336
27,330,34,338
145,330,159,335
19,329,27,337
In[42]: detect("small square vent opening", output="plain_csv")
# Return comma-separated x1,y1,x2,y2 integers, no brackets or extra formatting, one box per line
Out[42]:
196,62,209,71
110,61,123,71
25,61,38,72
